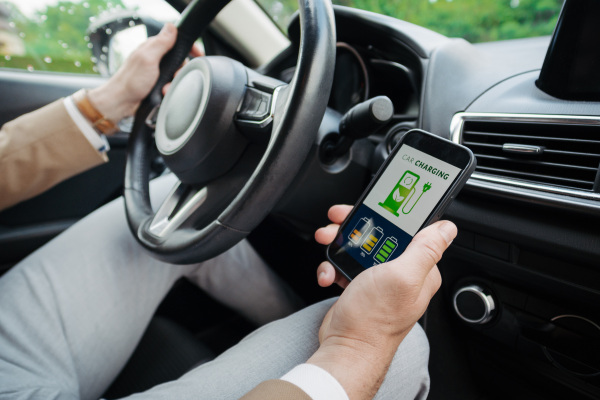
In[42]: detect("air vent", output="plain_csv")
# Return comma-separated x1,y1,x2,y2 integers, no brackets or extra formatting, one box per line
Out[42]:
459,118,600,191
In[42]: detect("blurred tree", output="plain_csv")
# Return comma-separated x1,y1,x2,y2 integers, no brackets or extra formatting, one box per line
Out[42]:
257,0,562,43
0,0,126,73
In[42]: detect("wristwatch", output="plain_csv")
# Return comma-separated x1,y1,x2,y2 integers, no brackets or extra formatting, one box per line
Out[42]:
72,89,118,135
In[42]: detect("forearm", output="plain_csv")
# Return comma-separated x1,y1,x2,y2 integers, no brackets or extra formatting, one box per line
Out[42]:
0,100,106,211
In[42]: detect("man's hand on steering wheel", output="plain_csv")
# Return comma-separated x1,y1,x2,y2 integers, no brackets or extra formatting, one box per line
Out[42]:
86,23,202,131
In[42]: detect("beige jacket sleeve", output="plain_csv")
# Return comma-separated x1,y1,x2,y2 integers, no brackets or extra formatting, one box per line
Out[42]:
240,380,312,400
0,99,107,211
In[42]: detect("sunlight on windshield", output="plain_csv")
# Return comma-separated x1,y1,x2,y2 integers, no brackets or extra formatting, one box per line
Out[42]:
257,0,563,43
0,0,178,73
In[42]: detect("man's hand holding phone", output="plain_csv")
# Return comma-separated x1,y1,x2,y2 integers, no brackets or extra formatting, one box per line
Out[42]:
311,204,457,399
308,130,472,398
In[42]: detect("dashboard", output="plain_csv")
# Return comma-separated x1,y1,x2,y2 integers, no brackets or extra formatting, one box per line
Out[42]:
0,2,598,398
328,42,418,119
275,5,600,400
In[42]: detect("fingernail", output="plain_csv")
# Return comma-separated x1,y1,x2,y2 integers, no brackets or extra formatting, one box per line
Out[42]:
318,271,326,281
438,221,457,245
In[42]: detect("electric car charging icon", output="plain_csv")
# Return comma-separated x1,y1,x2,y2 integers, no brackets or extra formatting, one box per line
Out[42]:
379,170,431,216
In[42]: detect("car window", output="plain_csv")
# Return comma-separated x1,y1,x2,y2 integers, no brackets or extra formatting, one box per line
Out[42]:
0,0,178,74
256,0,563,43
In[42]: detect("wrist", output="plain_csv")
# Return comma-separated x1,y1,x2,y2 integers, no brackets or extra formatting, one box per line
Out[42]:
307,336,401,400
87,83,138,125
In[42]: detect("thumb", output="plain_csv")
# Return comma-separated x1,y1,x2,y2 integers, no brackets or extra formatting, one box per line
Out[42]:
144,23,178,58
387,220,456,283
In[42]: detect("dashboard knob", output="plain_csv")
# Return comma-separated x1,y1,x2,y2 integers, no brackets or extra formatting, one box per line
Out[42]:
453,285,496,324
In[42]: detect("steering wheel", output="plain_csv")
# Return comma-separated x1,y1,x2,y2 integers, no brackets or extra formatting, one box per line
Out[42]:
124,0,336,264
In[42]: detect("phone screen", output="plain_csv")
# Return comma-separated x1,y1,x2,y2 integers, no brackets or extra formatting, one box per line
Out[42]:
329,140,467,275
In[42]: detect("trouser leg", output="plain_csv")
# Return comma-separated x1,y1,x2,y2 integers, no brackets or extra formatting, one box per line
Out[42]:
123,298,430,400
0,175,299,400
374,324,430,400
149,175,303,326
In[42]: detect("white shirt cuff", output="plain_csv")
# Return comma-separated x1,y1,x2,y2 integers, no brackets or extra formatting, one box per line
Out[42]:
281,364,349,400
63,96,110,153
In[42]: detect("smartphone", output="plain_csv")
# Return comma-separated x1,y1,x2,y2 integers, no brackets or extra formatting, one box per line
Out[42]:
327,129,476,280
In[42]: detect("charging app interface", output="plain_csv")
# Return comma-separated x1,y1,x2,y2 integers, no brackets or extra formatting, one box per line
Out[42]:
337,144,462,269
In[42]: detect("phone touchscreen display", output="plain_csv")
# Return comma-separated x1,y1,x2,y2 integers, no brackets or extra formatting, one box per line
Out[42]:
333,143,463,269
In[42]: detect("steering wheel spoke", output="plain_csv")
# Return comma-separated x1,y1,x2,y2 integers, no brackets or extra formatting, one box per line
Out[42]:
148,180,207,239
145,104,161,130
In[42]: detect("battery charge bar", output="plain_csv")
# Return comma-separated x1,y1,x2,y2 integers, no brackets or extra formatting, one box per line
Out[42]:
349,217,371,245
361,227,383,254
374,237,398,264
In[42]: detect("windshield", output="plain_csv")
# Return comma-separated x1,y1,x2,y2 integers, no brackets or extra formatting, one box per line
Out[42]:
257,0,563,43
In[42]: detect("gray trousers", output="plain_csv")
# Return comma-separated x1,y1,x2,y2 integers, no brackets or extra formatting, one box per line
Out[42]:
0,175,430,399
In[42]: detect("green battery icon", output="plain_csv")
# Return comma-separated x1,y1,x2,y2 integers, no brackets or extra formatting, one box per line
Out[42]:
361,227,384,254
374,237,398,264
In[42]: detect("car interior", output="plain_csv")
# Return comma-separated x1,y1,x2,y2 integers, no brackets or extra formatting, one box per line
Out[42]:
0,0,599,399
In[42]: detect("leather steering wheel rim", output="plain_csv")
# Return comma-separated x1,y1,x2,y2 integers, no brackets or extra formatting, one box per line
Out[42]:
124,0,336,264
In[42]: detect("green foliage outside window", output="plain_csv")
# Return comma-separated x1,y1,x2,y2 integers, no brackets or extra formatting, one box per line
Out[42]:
0,0,563,75
0,0,126,74
257,0,562,43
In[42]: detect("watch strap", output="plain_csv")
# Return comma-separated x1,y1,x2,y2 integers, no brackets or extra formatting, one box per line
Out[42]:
72,89,118,135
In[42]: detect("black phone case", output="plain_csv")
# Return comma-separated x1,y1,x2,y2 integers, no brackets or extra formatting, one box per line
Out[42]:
326,129,476,281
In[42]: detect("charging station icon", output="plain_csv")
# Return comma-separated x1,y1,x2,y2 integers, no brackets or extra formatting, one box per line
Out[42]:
379,170,431,216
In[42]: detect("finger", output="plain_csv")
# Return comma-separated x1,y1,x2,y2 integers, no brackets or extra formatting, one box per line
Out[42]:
389,220,456,284
142,23,178,59
190,43,204,58
317,261,350,289
314,224,340,245
162,82,171,96
327,205,353,225
316,261,336,287
161,56,190,95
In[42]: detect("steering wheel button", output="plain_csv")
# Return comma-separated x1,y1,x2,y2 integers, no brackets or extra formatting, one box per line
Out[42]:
238,88,272,121
256,99,269,117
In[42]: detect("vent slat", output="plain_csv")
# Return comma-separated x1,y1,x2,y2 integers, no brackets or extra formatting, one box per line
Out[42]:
464,130,600,145
464,141,600,158
461,119,600,192
476,166,594,186
545,149,600,158
473,154,598,172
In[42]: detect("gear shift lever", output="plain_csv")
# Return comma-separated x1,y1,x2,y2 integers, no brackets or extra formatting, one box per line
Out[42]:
321,96,394,163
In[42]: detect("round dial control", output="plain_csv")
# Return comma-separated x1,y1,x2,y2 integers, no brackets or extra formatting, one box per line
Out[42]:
453,285,496,324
